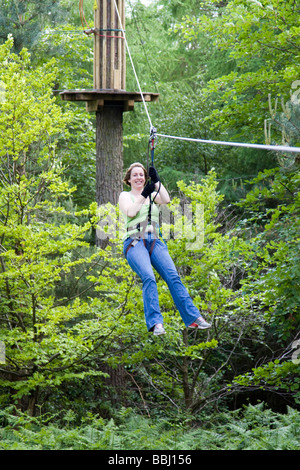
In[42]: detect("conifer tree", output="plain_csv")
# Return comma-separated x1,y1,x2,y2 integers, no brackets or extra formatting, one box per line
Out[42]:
0,0,66,52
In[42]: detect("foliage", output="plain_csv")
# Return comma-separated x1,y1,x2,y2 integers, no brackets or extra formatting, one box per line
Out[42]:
0,403,299,450
176,0,300,142
0,0,299,431
92,169,299,413
123,1,223,180
0,38,108,410
229,163,300,403
0,0,68,52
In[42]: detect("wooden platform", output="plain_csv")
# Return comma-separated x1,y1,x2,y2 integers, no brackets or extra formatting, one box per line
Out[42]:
59,89,159,112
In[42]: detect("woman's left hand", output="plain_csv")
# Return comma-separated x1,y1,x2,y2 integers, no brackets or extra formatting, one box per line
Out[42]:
149,166,160,184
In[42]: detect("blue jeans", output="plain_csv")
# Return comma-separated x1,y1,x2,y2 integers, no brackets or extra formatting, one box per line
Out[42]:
123,233,200,331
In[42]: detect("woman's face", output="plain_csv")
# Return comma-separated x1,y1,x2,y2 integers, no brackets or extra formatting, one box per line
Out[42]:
128,166,146,190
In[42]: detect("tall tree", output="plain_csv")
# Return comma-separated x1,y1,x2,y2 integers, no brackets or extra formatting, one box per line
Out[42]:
0,0,67,52
177,0,300,143
0,37,108,415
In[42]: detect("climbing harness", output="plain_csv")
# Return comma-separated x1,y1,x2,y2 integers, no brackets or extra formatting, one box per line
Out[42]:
125,200,159,258
125,127,162,258
125,221,158,258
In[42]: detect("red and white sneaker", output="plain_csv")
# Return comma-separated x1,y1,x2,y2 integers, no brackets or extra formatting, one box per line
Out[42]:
153,323,166,336
189,316,211,330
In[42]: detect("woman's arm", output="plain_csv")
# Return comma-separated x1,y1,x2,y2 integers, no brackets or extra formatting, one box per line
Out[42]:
118,184,170,218
148,166,170,205
118,192,146,218
152,182,170,205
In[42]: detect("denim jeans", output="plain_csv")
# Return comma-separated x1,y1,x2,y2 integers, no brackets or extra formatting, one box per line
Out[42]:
123,233,200,331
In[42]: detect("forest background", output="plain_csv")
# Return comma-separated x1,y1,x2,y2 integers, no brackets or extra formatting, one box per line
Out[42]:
0,0,299,450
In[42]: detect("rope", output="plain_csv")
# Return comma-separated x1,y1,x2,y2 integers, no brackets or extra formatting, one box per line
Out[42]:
112,0,153,132
80,0,300,156
79,0,90,30
156,133,300,154
112,0,299,155
84,27,125,39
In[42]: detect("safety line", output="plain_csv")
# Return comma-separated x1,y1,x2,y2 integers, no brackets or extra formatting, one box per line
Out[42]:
82,1,299,156
113,1,299,155
112,0,153,131
43,30,85,34
79,0,90,30
84,28,125,39
157,133,300,154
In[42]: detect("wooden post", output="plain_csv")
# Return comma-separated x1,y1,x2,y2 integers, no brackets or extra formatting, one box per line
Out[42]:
94,0,125,246
60,0,159,244
94,0,126,91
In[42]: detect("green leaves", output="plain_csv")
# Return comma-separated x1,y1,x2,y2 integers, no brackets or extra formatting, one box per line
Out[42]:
0,3,299,419
0,44,70,162
176,0,300,142
0,38,108,402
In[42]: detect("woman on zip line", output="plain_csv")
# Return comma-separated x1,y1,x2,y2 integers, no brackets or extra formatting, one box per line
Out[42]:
118,162,211,336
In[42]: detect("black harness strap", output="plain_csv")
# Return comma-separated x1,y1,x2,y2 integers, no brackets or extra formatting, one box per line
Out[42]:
126,127,160,258
125,217,157,258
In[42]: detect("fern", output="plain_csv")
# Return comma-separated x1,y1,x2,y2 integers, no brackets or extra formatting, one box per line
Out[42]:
0,404,299,450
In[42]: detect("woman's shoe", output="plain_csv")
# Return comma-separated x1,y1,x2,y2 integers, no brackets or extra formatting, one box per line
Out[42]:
153,323,166,336
189,316,211,329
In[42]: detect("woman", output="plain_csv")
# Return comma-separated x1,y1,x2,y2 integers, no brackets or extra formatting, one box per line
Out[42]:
118,162,211,336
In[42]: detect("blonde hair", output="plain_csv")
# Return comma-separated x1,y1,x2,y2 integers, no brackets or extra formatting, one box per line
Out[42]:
123,162,148,187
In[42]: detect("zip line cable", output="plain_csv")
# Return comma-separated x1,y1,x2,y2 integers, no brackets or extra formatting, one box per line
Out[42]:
79,1,299,156
156,134,300,154
44,30,85,34
112,1,300,155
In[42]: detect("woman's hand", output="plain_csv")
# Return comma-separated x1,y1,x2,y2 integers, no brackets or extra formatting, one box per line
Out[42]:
149,166,160,184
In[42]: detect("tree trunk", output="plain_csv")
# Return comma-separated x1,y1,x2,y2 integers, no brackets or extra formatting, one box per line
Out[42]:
96,106,123,207
182,328,193,409
95,106,124,247
95,106,127,396
102,362,129,407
